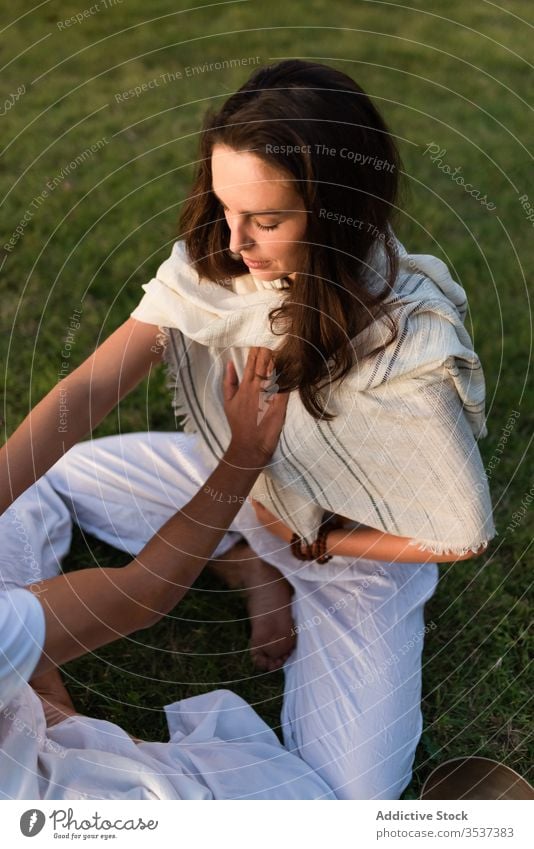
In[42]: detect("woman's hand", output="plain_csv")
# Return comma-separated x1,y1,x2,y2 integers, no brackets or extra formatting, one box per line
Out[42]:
251,498,294,542
223,347,288,467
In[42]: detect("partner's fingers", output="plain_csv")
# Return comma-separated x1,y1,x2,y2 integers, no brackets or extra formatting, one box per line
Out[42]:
264,384,289,416
223,360,238,402
241,347,275,386
242,346,260,383
255,346,274,381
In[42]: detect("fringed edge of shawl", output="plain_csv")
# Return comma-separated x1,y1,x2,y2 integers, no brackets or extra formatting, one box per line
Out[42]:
412,532,497,558
156,326,200,437
155,326,170,354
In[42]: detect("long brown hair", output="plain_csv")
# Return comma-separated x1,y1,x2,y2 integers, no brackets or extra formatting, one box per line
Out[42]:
178,59,403,419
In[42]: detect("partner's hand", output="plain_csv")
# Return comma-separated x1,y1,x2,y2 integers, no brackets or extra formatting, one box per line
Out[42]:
251,498,294,542
223,347,288,467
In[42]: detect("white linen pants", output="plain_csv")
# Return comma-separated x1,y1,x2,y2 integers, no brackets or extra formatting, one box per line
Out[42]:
0,430,439,799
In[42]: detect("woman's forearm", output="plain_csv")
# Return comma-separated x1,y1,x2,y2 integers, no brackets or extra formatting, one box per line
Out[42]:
324,526,483,563
252,501,484,563
31,442,264,674
0,318,163,516
0,379,93,516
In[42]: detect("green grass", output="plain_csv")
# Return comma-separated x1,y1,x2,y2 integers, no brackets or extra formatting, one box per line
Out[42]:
1,0,532,798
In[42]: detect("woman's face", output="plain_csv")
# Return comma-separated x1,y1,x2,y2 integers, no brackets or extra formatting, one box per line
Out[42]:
211,143,309,281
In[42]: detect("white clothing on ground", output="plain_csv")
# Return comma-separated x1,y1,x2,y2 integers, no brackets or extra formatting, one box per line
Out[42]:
0,587,333,800
0,430,439,799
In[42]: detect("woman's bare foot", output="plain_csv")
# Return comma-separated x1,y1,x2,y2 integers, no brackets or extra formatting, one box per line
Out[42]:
209,542,296,672
30,667,77,727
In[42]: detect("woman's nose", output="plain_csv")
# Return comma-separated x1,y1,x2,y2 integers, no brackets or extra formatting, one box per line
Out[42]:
228,215,254,254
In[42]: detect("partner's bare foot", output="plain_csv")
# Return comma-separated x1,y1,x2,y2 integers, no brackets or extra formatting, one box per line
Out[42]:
31,668,145,743
209,542,296,672
30,667,77,727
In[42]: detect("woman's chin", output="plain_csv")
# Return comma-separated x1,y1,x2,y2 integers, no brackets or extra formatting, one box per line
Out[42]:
250,268,281,279
251,266,294,280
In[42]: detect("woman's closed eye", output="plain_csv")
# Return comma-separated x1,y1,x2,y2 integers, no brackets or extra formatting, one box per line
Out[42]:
255,221,279,231
221,204,280,231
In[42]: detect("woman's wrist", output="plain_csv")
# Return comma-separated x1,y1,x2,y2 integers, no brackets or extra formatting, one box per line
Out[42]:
290,515,344,563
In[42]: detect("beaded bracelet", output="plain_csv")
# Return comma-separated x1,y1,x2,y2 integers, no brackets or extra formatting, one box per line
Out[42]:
312,526,332,564
290,533,314,561
290,515,343,563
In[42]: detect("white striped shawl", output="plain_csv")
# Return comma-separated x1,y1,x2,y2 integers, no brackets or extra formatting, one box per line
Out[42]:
130,237,496,557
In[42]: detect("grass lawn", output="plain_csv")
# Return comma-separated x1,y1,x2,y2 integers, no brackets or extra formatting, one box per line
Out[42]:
1,0,532,798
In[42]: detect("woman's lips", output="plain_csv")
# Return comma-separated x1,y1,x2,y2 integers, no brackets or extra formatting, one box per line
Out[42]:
242,258,270,268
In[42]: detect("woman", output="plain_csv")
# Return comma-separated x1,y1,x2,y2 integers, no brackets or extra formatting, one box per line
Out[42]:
0,59,494,799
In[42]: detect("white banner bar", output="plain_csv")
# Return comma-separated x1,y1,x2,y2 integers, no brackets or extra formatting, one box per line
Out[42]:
2,799,531,848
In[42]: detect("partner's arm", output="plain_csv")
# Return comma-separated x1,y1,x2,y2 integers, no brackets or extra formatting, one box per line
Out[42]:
0,318,163,515
30,348,287,676
252,502,485,563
